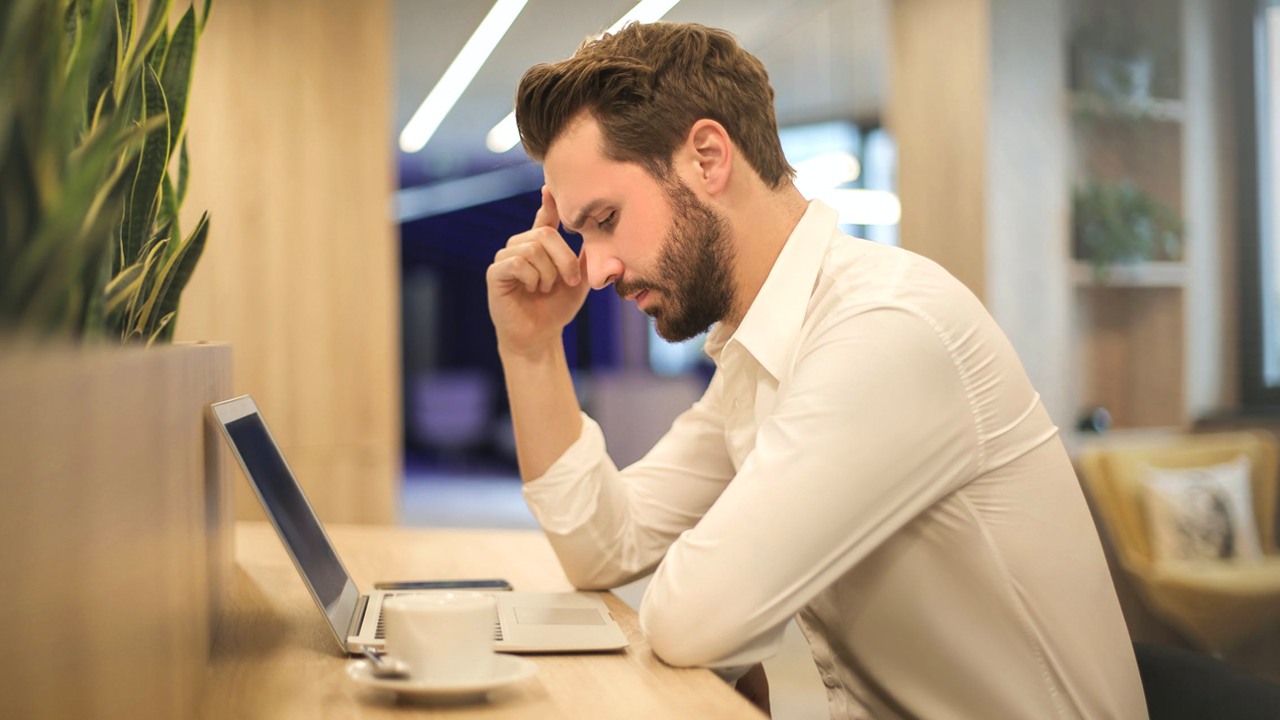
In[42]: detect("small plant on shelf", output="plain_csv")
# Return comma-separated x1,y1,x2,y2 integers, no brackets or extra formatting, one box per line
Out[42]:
0,0,213,345
1071,5,1179,106
1073,179,1183,281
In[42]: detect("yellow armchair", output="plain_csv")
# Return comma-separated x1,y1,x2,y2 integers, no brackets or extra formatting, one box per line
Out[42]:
1079,431,1280,653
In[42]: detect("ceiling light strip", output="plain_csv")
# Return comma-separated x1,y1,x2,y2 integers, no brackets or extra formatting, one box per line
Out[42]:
400,0,530,154
485,0,684,154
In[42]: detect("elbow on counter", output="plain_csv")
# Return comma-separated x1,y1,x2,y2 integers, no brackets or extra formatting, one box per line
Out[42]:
639,593,742,668
544,531,659,592
562,567,617,592
553,548,653,592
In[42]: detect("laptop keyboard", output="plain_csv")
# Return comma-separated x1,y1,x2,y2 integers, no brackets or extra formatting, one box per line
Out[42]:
374,594,504,642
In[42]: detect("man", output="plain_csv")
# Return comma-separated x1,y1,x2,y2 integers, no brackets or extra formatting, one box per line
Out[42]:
485,21,1147,720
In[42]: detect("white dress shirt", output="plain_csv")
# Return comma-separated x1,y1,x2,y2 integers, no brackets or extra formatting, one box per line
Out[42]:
523,200,1148,720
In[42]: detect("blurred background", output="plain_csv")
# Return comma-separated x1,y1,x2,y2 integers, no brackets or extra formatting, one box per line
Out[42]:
157,0,1276,716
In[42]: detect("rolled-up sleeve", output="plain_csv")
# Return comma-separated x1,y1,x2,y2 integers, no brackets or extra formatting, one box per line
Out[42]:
639,306,982,668
522,371,739,590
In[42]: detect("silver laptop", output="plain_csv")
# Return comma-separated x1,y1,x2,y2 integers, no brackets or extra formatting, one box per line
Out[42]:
210,395,629,654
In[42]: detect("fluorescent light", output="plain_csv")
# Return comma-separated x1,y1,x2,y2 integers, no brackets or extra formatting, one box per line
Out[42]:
813,189,901,226
793,151,861,196
485,0,685,153
486,115,522,153
400,0,530,154
485,114,521,154
604,0,684,33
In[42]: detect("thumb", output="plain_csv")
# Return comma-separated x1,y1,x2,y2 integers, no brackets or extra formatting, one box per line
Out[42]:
532,185,560,230
576,246,591,293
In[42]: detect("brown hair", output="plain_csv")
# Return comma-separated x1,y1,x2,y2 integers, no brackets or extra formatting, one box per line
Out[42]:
515,22,795,189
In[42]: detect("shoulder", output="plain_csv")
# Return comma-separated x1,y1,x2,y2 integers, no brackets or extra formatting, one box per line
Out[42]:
807,235,991,349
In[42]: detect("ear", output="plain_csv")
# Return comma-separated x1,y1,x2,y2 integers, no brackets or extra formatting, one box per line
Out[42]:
682,119,733,197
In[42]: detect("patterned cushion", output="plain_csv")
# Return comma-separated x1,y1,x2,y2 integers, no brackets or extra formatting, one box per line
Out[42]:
1141,456,1263,563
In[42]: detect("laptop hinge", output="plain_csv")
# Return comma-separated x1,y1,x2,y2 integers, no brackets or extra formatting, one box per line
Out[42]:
346,594,370,645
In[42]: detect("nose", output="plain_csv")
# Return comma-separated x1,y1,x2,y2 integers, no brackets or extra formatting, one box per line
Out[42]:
586,250,624,291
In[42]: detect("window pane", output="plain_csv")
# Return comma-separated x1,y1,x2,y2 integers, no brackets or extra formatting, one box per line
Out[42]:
1262,3,1280,385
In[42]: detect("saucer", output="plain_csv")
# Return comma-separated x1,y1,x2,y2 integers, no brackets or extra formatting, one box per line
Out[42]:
346,654,537,702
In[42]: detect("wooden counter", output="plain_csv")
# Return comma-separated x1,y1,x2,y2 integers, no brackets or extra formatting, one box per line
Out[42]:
202,522,766,719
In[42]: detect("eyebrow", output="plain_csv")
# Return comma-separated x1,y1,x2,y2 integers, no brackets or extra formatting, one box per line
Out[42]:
564,199,611,234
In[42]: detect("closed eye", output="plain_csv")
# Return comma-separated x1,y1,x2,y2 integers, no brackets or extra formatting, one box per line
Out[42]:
597,211,616,230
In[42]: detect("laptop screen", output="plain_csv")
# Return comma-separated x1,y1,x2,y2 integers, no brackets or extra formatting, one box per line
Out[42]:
221,407,360,646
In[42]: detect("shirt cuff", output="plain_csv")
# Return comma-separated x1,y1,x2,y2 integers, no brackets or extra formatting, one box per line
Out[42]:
521,412,608,534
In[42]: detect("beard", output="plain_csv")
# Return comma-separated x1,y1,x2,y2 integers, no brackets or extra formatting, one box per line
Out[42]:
614,178,736,343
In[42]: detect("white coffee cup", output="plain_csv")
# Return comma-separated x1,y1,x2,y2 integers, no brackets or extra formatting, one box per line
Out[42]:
382,592,497,682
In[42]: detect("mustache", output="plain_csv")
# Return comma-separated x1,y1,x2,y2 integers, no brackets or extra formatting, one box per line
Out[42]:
614,278,661,300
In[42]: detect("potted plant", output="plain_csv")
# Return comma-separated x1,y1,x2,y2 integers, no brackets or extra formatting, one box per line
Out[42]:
1074,179,1183,280
1071,6,1178,104
1,0,211,344
0,2,234,716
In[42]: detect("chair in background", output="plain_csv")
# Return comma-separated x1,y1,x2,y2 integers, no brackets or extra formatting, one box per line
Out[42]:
1135,642,1280,720
1079,431,1280,653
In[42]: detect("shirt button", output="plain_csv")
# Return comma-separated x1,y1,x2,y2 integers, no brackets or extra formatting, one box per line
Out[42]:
821,672,838,689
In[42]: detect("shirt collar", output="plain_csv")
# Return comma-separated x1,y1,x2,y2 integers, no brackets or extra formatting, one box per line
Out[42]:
703,199,839,378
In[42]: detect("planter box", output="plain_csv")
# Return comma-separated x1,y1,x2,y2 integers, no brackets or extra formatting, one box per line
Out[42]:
0,342,233,720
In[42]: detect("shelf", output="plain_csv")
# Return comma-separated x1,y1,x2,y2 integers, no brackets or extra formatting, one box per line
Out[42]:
1072,261,1186,288
1068,93,1186,123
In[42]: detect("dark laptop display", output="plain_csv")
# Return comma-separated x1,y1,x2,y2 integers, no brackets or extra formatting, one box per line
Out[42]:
223,412,359,637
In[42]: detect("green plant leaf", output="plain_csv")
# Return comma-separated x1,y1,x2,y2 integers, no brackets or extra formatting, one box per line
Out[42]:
156,172,178,237
147,210,208,339
113,0,136,99
0,0,210,342
121,0,170,80
146,310,175,347
123,235,167,337
177,136,189,205
62,2,113,149
0,1,42,171
122,63,169,267
81,237,114,338
88,85,110,135
104,259,145,316
147,25,168,74
119,0,136,57
160,5,197,163
155,299,180,342
5,114,147,316
133,235,183,335
144,218,173,262
86,0,118,117
62,0,94,83
200,0,214,33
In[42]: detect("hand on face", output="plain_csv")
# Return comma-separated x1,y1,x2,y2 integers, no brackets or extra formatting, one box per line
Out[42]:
486,186,591,357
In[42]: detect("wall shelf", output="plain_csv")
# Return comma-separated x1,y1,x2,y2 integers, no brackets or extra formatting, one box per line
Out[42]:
1068,92,1186,123
1064,0,1231,431
1071,261,1187,288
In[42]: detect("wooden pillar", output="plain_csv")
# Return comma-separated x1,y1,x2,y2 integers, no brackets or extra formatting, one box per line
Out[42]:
889,0,990,301
889,0,1073,428
176,0,401,524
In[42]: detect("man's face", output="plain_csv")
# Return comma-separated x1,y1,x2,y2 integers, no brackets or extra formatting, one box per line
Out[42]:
544,115,735,342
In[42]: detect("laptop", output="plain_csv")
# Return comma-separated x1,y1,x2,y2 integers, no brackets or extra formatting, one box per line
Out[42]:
210,394,629,654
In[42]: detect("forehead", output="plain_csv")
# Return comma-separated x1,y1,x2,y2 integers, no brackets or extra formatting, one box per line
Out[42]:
543,114,657,218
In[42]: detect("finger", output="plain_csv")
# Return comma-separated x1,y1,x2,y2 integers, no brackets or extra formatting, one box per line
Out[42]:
577,246,589,287
493,256,540,293
514,242,559,292
500,229,579,288
532,185,560,231
495,243,558,291
530,227,581,285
